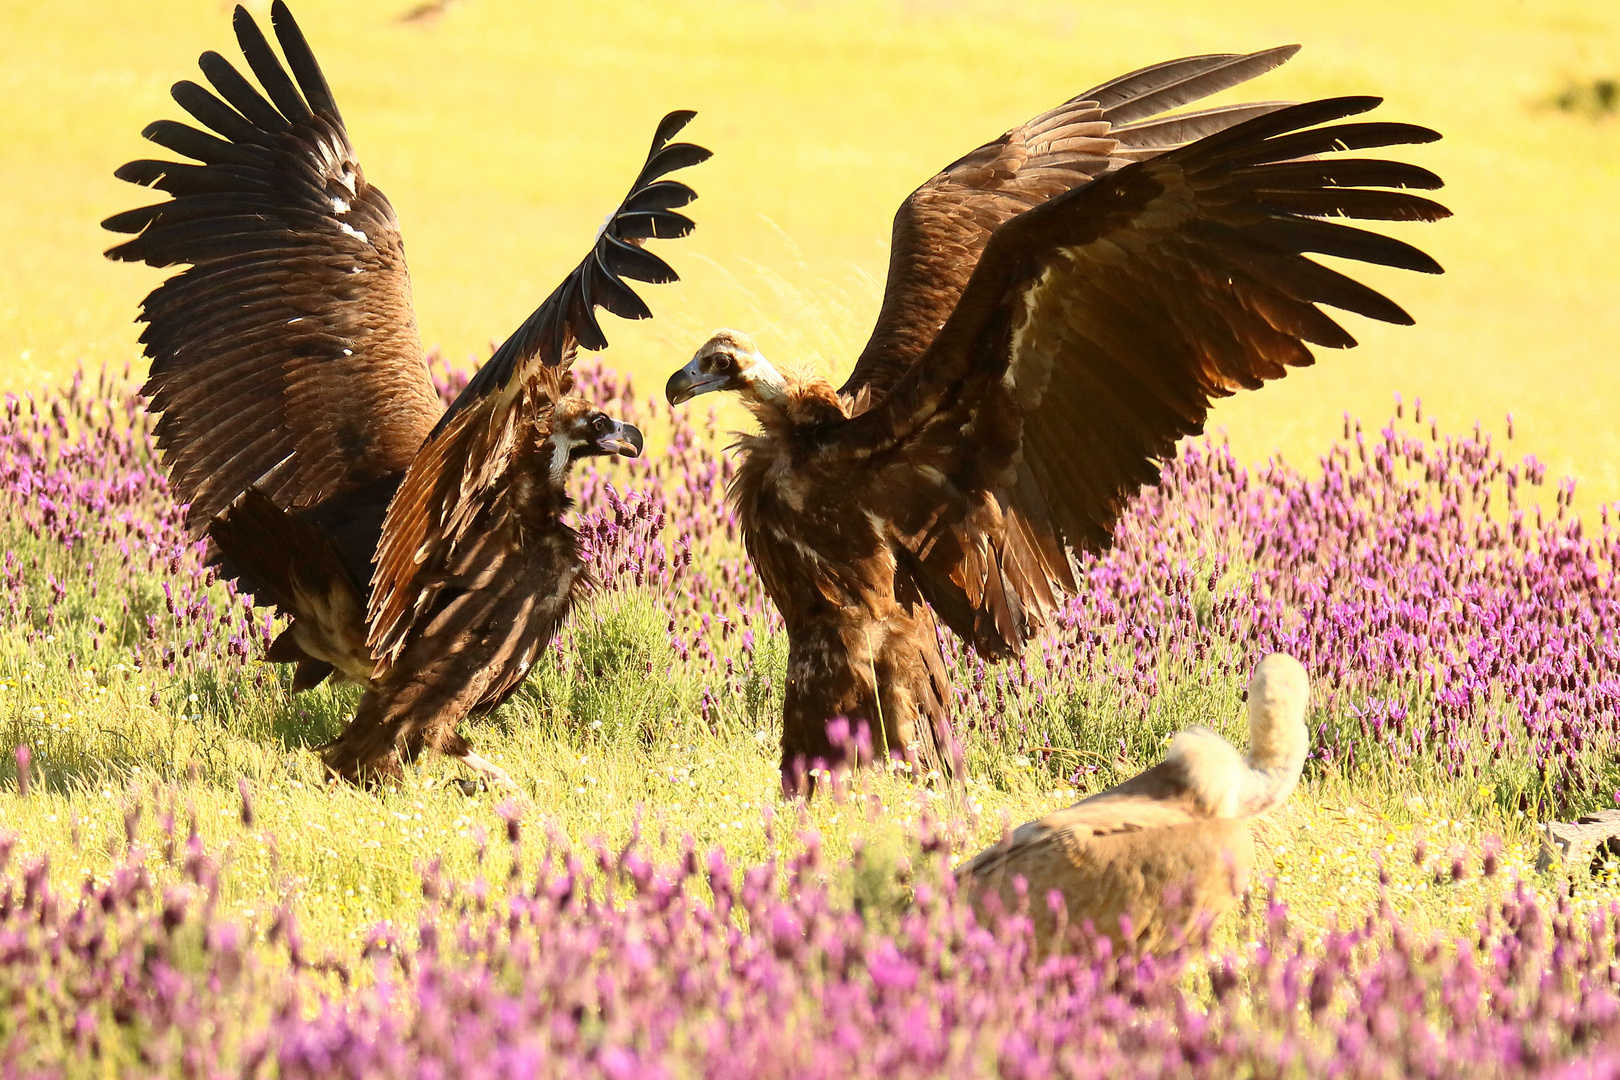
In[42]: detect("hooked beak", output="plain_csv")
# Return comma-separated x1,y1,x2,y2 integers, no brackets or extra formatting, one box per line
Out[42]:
665,357,729,405
593,420,644,458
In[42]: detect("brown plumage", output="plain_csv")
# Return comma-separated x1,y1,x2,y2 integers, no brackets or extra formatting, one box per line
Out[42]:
106,1,706,787
664,48,1447,792
957,654,1310,954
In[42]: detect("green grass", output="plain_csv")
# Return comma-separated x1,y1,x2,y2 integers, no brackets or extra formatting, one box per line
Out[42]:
0,527,1600,963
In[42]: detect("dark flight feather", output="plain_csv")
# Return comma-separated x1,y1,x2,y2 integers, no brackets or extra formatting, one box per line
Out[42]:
107,2,441,535
834,95,1448,640
438,111,710,433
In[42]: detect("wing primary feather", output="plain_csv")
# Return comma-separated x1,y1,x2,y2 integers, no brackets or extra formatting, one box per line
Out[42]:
170,79,264,145
141,119,268,167
1228,158,1444,192
1246,186,1450,222
602,234,679,281
1209,242,1417,325
1177,96,1384,158
196,51,290,133
231,4,312,124
652,109,698,146
114,159,271,195
589,251,656,321
271,0,343,122
1092,46,1301,122
611,210,696,241
622,179,699,212
633,142,713,188
1206,121,1442,171
1109,102,1291,148
1234,217,1445,273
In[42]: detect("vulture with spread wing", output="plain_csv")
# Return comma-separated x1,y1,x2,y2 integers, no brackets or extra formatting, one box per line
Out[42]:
664,48,1448,791
106,2,708,788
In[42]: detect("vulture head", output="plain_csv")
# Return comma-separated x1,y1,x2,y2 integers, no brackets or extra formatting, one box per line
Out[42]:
665,329,787,408
1236,652,1311,815
1101,652,1311,821
545,398,644,483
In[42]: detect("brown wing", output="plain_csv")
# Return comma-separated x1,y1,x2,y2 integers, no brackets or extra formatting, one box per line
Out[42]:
837,46,1299,407
105,1,442,535
367,376,566,667
434,111,710,435
368,114,708,664
836,97,1448,654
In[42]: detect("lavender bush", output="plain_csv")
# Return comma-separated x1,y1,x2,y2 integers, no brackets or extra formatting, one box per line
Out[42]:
2,363,1620,1075
3,800,1620,1079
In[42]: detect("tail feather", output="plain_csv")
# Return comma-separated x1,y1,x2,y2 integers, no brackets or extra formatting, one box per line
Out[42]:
210,487,374,686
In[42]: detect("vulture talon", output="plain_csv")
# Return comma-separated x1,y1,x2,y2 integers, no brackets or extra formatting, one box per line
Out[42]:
108,2,705,790
662,47,1445,796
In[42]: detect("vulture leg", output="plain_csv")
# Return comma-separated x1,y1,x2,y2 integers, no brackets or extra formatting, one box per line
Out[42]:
780,602,959,795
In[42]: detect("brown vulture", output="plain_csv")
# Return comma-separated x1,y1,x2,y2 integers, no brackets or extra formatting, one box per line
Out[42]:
104,2,708,788
664,47,1448,792
956,653,1309,954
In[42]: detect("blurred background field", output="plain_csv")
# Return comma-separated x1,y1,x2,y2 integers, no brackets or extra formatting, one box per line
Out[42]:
1,0,1617,497
5,5,1620,1068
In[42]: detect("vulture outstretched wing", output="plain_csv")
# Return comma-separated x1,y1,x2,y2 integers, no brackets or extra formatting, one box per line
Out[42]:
837,46,1299,407
831,48,1301,649
836,97,1448,650
368,113,708,665
105,0,442,534
435,111,710,434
